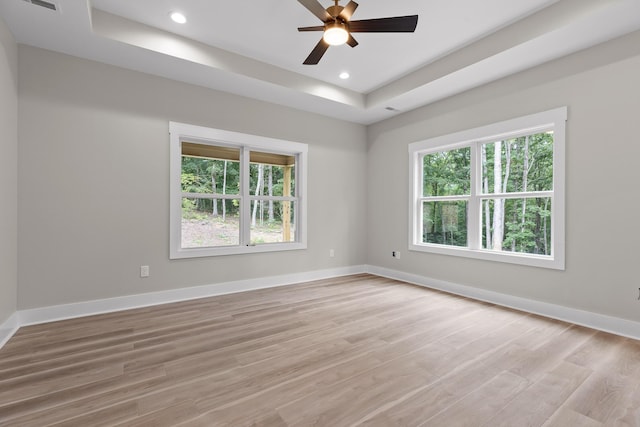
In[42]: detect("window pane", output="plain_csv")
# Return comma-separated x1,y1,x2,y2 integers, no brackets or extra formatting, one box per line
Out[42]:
422,201,467,247
250,201,296,244
482,197,552,255
423,147,471,196
181,198,240,248
250,163,295,197
481,132,553,194
181,156,240,195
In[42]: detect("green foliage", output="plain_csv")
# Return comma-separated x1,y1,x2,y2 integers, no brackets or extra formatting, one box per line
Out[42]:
423,201,468,246
249,164,295,197
424,132,554,255
181,198,208,220
181,156,241,214
181,154,296,223
482,132,553,254
423,147,470,196
483,132,553,193
490,197,552,254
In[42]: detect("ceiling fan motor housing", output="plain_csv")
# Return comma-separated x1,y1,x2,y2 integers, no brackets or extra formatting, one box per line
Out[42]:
327,5,344,18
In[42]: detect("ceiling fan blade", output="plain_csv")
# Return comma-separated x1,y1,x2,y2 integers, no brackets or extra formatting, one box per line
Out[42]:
339,1,359,21
303,39,330,65
349,15,418,32
297,0,332,22
298,25,325,32
347,33,359,47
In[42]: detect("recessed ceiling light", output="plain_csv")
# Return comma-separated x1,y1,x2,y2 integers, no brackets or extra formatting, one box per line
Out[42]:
170,12,187,24
339,72,350,80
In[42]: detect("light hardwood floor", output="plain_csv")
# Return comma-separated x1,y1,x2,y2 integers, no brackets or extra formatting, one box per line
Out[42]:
1,274,639,426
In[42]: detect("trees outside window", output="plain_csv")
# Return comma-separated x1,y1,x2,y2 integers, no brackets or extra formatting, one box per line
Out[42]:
421,147,470,247
170,123,307,259
409,107,566,269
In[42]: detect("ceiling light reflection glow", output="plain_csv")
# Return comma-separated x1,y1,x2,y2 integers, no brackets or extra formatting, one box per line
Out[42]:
170,12,187,24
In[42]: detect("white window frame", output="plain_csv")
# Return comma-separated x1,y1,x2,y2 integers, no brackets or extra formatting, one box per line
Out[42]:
408,107,566,270
170,122,308,259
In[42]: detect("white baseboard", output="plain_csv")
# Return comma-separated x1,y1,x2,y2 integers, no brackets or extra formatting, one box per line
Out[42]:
366,264,640,341
3,263,639,352
18,265,367,327
0,312,19,349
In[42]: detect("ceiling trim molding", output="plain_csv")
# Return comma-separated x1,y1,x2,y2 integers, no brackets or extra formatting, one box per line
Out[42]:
91,9,365,109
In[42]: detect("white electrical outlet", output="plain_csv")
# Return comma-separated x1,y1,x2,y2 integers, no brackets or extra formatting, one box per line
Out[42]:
140,265,150,278
329,249,335,257
392,251,401,259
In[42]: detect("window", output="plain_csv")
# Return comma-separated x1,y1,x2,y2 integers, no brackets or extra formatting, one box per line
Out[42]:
409,107,566,269
170,122,307,258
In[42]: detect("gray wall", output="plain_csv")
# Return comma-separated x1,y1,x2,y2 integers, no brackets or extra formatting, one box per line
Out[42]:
13,30,640,325
0,16,17,324
17,46,368,309
367,31,640,323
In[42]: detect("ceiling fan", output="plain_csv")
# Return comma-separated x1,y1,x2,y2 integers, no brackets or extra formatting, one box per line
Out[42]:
297,0,418,65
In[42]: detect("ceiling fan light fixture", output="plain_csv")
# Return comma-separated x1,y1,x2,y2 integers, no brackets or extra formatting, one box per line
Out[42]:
323,22,349,46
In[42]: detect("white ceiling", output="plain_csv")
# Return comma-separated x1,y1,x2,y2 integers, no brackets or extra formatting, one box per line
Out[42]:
2,0,640,124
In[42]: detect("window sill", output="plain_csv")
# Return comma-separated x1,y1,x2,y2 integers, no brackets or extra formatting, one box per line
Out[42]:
409,243,564,270
170,242,307,259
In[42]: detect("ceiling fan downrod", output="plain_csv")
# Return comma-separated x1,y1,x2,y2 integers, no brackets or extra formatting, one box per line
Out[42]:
328,0,343,19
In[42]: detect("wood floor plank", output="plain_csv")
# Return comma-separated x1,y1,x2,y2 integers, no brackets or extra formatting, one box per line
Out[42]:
0,365,166,424
46,401,139,427
542,407,603,427
1,274,639,426
482,361,593,427
114,401,203,427
506,324,596,382
138,334,384,416
419,371,530,427
192,337,389,415
359,313,593,426
360,341,528,427
276,356,437,426
200,353,388,426
564,330,627,369
564,336,640,424
0,362,125,405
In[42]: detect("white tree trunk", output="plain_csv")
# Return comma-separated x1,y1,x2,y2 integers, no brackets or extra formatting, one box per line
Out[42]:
251,164,264,227
543,198,549,255
503,142,511,194
492,142,503,251
268,166,274,222
520,136,530,250
222,161,227,221
482,145,491,248
211,169,218,216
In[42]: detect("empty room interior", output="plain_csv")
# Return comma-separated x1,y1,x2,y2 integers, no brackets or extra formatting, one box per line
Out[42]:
2,0,640,425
